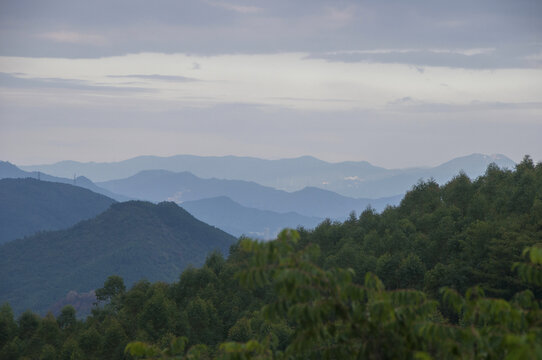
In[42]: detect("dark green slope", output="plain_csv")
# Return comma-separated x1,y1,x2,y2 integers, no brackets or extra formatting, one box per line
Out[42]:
0,201,236,314
0,178,116,244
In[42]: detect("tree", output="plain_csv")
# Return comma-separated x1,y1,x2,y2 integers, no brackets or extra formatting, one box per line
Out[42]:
221,230,542,359
95,275,126,304
0,304,16,349
57,305,76,331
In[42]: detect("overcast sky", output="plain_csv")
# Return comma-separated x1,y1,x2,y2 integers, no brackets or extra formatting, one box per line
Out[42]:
1,0,541,168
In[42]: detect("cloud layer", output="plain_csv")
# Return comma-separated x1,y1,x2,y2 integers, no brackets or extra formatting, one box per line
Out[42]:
1,0,541,68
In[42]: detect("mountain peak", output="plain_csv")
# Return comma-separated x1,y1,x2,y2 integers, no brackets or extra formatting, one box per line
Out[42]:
0,199,235,315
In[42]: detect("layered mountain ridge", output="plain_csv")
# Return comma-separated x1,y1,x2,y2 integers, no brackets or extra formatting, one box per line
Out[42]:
0,178,116,244
21,153,516,198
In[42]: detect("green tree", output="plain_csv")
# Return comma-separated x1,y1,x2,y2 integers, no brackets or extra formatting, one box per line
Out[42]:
0,304,16,349
139,290,177,341
57,305,76,331
186,297,221,346
18,310,40,340
40,344,56,360
60,338,83,360
37,312,60,347
221,230,542,359
95,275,126,305
78,326,103,357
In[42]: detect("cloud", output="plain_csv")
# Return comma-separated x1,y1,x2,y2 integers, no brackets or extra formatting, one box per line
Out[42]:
38,31,107,46
322,48,496,57
306,46,537,69
107,74,199,82
204,1,263,14
0,72,150,92
0,0,539,70
386,97,542,113
387,97,416,106
268,97,356,104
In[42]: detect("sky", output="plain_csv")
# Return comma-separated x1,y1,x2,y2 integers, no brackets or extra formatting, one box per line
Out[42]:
0,0,541,168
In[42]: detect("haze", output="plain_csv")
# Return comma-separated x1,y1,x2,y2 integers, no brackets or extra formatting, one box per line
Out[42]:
1,0,541,167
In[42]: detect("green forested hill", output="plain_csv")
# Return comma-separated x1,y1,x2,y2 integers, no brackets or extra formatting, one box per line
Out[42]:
0,178,116,244
0,201,236,315
0,157,540,359
297,158,542,299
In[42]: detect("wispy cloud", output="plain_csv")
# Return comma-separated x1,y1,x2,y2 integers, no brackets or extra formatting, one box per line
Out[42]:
107,74,199,82
204,1,262,14
307,47,508,69
323,48,496,57
386,97,542,113
0,73,150,92
269,96,355,104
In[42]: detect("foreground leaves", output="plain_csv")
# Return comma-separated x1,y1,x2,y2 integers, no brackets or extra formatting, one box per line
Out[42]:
220,231,542,360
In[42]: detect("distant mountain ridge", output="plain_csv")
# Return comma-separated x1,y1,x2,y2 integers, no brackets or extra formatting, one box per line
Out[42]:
1,161,335,237
0,178,116,244
0,161,129,201
96,170,402,219
0,201,236,315
182,196,323,239
21,153,517,198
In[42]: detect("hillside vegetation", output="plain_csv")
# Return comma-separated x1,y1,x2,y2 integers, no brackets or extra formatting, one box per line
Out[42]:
0,201,235,315
0,156,540,359
0,178,116,244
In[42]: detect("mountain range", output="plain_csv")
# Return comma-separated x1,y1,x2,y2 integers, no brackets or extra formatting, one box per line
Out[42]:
0,161,128,201
21,153,517,198
96,170,402,219
181,196,322,239
0,178,116,244
0,162,328,238
0,201,235,315
0,153,522,315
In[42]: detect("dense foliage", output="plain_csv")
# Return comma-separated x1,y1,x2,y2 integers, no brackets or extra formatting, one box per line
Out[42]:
298,157,542,300
1,156,541,359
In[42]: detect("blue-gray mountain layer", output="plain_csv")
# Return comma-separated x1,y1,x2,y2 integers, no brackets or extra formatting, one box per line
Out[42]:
0,178,116,244
97,170,402,219
0,160,128,201
181,196,322,239
21,153,516,198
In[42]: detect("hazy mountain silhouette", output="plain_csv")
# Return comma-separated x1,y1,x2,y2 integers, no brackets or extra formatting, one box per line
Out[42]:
0,178,116,244
0,201,236,315
21,153,516,198
97,170,402,219
182,196,323,239
0,161,129,201
329,154,517,198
